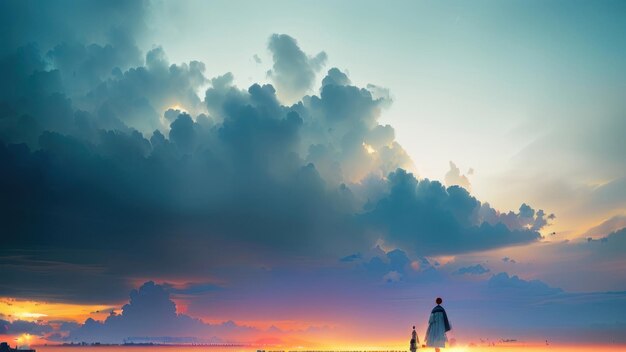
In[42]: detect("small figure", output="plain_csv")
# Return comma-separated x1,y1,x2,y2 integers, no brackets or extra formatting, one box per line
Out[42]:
425,297,451,352
410,326,419,352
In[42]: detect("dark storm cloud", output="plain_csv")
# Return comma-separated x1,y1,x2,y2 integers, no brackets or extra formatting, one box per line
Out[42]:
362,169,544,255
0,6,549,304
267,34,327,103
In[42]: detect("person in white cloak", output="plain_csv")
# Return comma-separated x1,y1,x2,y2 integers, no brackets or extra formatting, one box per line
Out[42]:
425,297,451,351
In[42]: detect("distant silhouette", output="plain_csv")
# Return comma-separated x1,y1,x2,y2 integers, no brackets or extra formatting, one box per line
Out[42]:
0,342,35,352
410,325,419,352
425,297,451,352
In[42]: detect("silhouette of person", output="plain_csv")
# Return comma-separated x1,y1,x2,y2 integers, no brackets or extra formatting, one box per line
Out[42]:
425,297,451,352
410,325,419,352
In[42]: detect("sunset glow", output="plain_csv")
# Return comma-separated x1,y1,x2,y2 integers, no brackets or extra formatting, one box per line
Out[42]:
1,298,115,323
1,0,625,350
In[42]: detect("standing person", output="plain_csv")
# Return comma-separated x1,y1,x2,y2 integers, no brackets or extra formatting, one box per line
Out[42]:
410,325,419,352
425,297,451,352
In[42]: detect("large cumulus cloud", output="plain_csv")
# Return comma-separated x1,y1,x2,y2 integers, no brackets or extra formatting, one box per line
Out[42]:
362,169,544,255
267,34,327,104
0,2,551,304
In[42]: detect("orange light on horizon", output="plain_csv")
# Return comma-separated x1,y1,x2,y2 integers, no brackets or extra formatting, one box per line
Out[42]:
15,312,48,319
0,297,116,323
14,333,33,348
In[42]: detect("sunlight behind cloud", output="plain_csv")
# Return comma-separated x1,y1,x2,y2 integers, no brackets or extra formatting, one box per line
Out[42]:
362,142,376,155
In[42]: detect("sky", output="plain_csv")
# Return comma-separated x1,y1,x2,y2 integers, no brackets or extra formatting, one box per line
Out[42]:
1,0,625,348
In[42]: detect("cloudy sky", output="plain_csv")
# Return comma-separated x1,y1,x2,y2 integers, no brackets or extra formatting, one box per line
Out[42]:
1,0,625,347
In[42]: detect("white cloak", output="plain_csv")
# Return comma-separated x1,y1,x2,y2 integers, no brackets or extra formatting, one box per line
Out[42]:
425,311,448,347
